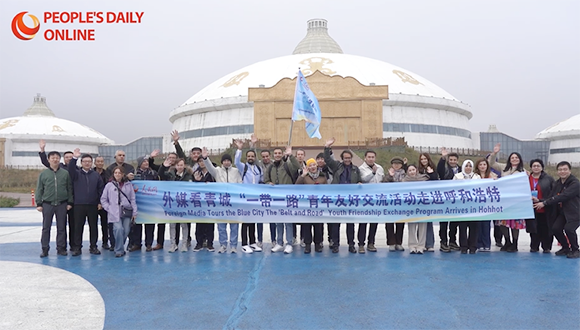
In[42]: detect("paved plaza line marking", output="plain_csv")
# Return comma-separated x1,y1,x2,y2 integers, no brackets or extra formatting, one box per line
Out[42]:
223,254,267,330
0,227,37,238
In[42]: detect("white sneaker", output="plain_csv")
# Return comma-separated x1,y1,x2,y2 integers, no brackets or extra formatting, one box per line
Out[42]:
218,245,227,253
250,243,262,252
271,244,284,253
230,247,237,253
292,238,299,245
388,245,396,251
284,244,293,254
425,247,435,252
395,244,405,251
168,243,178,253
257,241,263,248
300,239,306,248
179,242,188,252
242,245,253,254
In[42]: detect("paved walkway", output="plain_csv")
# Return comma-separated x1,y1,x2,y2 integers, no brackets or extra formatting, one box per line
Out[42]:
1,209,579,330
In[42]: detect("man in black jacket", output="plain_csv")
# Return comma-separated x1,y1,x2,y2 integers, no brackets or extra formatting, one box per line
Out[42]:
68,148,104,256
534,161,580,259
436,147,461,252
94,156,111,250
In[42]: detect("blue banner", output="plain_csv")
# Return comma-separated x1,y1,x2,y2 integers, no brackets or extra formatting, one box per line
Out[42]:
134,173,534,224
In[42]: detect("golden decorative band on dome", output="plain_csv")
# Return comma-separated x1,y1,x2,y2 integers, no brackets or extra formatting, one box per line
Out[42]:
393,70,423,85
221,71,249,88
0,119,19,130
299,57,336,75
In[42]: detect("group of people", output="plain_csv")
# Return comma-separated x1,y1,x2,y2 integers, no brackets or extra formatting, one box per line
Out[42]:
36,133,580,259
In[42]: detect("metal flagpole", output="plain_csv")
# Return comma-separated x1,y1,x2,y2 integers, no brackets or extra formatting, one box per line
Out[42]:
288,120,294,146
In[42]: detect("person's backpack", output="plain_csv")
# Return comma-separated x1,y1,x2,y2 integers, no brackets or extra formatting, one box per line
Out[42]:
242,163,263,183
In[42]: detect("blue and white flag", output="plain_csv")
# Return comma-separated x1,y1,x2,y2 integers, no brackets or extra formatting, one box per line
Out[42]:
292,69,322,139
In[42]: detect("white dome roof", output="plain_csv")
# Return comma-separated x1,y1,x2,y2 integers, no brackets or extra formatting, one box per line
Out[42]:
181,53,459,106
535,114,580,140
0,94,113,145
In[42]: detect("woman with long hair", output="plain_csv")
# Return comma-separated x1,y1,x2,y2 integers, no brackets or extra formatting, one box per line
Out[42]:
100,166,137,257
487,143,528,252
528,159,555,253
417,153,439,252
473,158,497,252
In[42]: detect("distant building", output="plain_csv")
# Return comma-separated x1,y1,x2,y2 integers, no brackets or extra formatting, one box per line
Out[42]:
0,94,113,168
480,125,550,164
98,136,163,165
536,114,580,165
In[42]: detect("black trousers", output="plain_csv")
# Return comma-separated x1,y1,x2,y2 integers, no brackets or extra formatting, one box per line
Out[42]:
98,208,109,245
67,207,75,249
551,212,579,251
303,223,323,245
459,221,479,251
386,223,404,245
330,223,341,247
241,223,256,246
72,204,99,251
358,223,377,246
494,224,503,244
156,224,166,245
195,223,214,247
128,223,155,247
530,212,553,251
439,221,458,244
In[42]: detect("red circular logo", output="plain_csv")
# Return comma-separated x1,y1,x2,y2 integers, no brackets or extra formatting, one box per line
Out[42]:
11,12,40,40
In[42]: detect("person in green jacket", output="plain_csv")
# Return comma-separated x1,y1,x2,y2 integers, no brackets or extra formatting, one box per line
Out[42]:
36,151,73,258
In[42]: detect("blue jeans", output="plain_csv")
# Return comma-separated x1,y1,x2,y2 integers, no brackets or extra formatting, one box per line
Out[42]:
477,220,491,249
276,223,293,246
426,222,434,248
113,217,131,255
257,223,277,242
218,223,238,247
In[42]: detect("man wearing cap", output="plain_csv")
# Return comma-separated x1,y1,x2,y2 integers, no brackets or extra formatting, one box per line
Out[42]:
358,150,384,253
202,147,242,253
234,139,263,254
323,137,362,254
128,155,159,252
67,148,104,256
384,156,408,251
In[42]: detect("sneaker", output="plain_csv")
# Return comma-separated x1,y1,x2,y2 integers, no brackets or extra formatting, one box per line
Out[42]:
230,247,237,254
410,249,417,254
40,249,49,258
416,249,424,255
284,244,293,254
271,244,284,253
348,245,357,253
152,244,163,250
128,245,141,252
89,248,101,255
332,246,339,253
388,245,396,251
292,238,299,245
304,245,311,254
495,242,503,248
202,240,207,248
480,247,491,252
257,241,263,248
460,249,468,254
109,245,115,252
187,240,192,248
207,245,215,252
168,244,178,253
425,247,435,252
145,245,153,252
218,245,227,254
193,245,203,252
530,248,539,253
358,245,365,254
271,240,277,247
469,249,477,254
329,239,334,247
102,243,110,250
250,243,262,252
395,244,405,251
315,244,323,253
115,252,125,257
567,250,580,259
242,245,253,254
440,243,450,253
179,242,188,252
542,249,551,254
367,244,377,252
300,239,306,248
71,250,81,257
449,242,460,251
555,248,570,256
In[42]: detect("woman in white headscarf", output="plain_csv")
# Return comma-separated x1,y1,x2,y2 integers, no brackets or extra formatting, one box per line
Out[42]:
453,160,481,254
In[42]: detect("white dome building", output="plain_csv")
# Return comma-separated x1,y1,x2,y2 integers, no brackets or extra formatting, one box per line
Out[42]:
536,114,580,165
169,19,473,151
0,94,114,168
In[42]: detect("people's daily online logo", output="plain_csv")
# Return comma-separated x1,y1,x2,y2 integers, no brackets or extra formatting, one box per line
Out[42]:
11,11,144,41
11,12,40,40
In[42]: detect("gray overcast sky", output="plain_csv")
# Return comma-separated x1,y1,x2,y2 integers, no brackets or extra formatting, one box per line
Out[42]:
0,0,578,145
